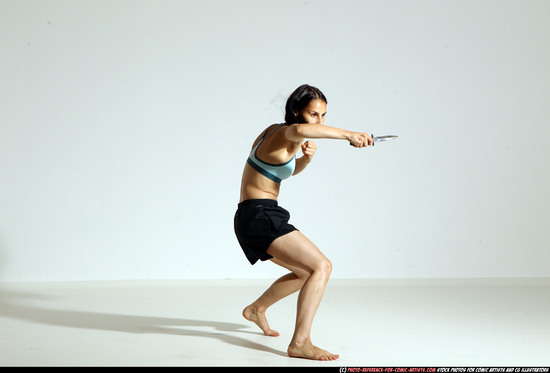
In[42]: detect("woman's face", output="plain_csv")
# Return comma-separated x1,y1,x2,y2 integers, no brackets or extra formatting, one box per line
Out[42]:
296,99,327,124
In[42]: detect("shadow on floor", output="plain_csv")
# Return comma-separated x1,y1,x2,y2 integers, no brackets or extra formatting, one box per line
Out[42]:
0,287,287,358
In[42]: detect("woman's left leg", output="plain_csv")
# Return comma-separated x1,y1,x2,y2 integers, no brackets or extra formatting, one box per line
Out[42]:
243,259,309,336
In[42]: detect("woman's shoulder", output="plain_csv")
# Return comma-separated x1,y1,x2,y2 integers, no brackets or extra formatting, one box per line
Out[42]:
258,123,286,138
251,123,290,149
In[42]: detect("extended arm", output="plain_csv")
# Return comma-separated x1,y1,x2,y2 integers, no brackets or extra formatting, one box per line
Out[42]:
284,124,372,147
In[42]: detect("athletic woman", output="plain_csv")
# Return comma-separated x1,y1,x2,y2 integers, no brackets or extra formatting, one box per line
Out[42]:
234,84,372,361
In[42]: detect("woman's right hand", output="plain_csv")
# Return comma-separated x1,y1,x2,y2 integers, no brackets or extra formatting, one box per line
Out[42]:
347,132,373,148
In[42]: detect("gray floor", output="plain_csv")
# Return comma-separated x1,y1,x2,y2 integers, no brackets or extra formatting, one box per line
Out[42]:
0,278,549,367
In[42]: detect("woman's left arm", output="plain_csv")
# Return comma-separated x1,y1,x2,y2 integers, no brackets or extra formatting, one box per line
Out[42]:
293,141,317,175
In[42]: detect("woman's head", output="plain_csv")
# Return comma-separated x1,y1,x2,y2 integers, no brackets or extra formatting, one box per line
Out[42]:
284,84,327,125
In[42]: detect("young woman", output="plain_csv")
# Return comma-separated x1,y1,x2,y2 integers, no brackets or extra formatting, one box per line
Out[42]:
234,84,372,361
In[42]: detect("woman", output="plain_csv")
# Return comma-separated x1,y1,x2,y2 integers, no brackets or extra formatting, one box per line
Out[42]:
234,84,372,361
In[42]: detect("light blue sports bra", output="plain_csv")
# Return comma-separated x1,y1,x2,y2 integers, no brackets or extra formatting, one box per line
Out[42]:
247,125,296,183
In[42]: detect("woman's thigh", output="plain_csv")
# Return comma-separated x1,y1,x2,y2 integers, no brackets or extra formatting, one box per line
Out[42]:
267,230,330,274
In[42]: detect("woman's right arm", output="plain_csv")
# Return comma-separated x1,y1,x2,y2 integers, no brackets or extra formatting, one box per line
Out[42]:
284,124,373,147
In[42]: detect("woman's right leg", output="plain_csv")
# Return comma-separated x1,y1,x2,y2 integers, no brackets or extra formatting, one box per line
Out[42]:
266,230,338,361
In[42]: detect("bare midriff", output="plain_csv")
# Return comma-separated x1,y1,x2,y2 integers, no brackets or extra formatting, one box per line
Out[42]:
239,163,281,202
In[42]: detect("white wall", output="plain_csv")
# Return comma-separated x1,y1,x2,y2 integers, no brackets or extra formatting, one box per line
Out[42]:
1,0,549,281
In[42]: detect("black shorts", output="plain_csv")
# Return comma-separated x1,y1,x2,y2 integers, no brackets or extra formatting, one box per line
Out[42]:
234,199,298,265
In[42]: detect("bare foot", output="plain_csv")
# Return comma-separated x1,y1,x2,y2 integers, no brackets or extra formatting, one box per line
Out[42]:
242,305,280,337
287,339,339,361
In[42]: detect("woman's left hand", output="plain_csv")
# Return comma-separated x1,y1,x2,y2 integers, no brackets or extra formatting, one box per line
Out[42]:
301,140,317,161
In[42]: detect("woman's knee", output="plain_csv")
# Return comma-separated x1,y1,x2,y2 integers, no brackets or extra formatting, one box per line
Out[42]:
324,258,333,276
292,260,330,283
314,257,332,279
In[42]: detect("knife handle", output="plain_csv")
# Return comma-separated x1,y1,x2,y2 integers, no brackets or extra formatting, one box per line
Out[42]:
349,134,375,147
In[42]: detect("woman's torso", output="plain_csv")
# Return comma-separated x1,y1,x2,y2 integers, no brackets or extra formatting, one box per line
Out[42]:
239,124,301,202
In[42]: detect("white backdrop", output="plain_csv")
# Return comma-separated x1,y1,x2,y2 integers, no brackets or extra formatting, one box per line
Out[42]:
1,0,549,281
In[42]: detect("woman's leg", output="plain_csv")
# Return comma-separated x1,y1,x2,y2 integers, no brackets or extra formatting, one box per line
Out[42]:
243,266,308,337
266,230,338,361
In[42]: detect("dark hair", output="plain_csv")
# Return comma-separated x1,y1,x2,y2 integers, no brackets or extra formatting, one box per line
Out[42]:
284,84,327,125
